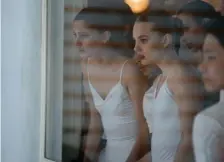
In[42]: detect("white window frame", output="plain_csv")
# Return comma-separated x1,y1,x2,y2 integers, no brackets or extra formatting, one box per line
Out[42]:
39,0,88,161
39,0,50,161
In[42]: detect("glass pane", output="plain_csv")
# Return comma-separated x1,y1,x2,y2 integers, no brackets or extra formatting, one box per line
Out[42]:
44,0,87,161
44,1,139,162
43,0,224,161
62,2,85,162
44,0,64,161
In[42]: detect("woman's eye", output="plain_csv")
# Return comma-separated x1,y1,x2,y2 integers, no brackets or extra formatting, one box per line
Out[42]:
140,38,148,43
74,33,91,40
80,34,90,39
207,55,216,60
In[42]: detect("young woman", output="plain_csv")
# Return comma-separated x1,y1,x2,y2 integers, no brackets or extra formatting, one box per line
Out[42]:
177,0,220,108
132,42,161,162
130,10,204,162
73,7,149,162
194,16,224,162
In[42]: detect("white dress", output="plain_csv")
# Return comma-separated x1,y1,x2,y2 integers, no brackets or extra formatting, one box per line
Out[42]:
144,76,182,162
87,60,137,162
193,90,224,162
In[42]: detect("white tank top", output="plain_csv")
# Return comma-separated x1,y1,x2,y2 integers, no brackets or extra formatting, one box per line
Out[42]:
193,90,224,162
150,76,181,162
87,60,138,141
143,85,155,133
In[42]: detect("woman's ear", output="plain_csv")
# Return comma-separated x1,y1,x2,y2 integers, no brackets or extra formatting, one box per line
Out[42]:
161,34,172,48
102,31,111,43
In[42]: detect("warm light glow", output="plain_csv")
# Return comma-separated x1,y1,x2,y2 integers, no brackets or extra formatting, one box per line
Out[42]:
125,0,149,13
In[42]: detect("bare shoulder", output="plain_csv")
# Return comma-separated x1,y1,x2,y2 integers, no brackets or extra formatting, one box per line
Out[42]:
123,59,140,74
123,59,147,79
122,59,148,86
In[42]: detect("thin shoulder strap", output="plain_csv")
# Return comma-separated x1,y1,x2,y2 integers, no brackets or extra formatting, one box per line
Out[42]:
154,75,168,98
86,58,91,83
119,60,129,82
154,75,162,96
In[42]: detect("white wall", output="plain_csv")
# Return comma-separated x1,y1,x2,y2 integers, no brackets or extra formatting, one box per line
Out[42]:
2,0,42,162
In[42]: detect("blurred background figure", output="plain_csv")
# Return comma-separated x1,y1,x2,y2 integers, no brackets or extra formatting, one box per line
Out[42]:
177,0,220,108
194,15,224,162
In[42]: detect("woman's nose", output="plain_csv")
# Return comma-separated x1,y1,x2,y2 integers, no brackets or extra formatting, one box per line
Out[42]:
134,43,142,53
134,43,138,52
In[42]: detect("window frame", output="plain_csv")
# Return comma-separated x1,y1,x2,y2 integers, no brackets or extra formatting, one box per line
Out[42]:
39,0,88,161
39,0,51,161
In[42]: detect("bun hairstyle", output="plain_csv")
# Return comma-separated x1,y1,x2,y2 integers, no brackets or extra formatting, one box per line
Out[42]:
136,10,184,54
74,7,136,57
205,15,224,48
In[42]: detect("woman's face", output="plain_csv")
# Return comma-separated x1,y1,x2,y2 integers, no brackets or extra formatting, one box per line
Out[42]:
199,34,224,92
177,13,204,65
133,21,164,66
72,20,104,59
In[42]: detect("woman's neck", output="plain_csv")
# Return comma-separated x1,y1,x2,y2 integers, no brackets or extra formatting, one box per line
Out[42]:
89,50,125,66
157,63,176,76
156,49,182,76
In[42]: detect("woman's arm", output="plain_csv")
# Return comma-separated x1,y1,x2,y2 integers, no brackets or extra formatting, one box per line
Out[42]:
169,67,204,162
81,62,103,162
124,60,151,162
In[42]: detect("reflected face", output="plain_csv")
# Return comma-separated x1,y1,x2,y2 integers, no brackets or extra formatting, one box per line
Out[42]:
133,22,164,67
199,34,224,92
72,20,103,59
178,13,204,65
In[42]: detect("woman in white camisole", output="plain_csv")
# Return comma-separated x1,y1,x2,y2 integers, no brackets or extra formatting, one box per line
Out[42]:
87,58,146,162
130,10,204,162
73,8,148,162
130,65,160,162
194,18,224,162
